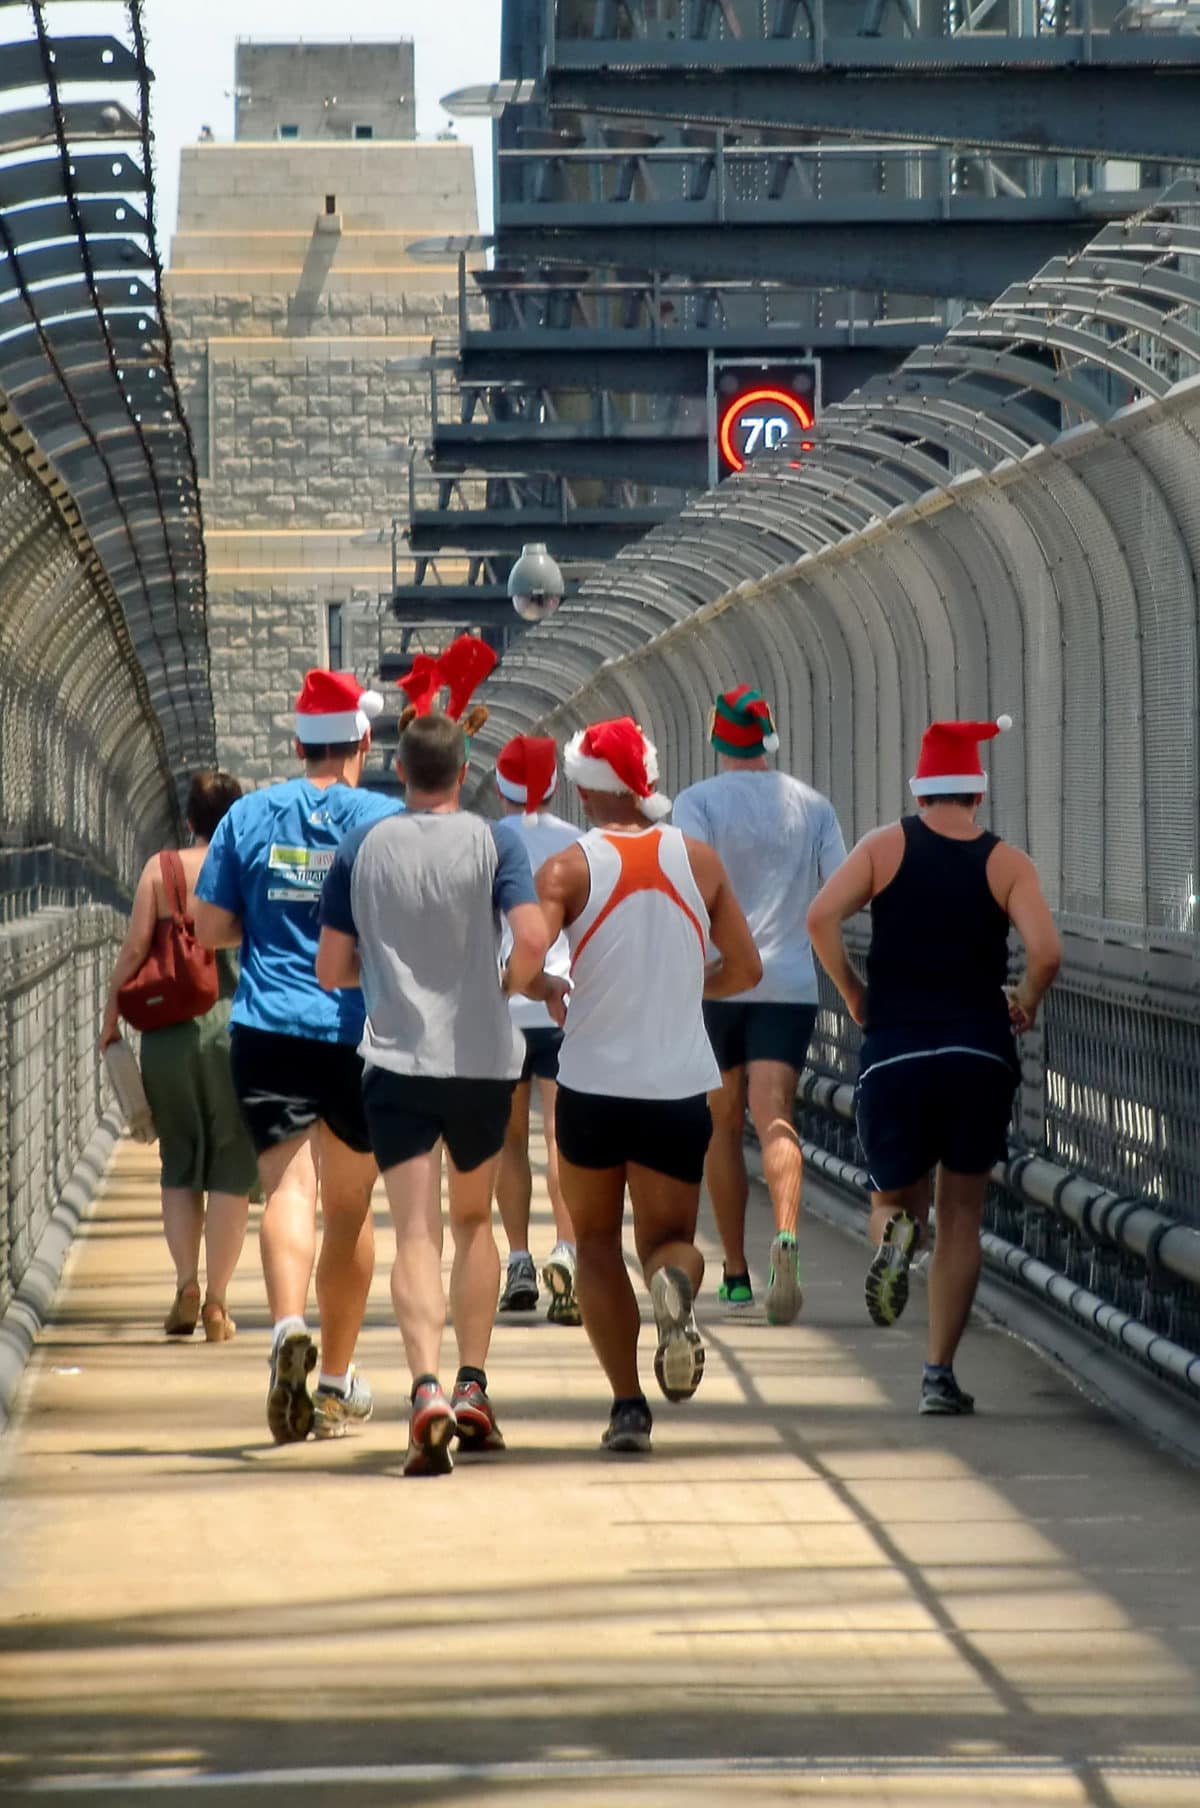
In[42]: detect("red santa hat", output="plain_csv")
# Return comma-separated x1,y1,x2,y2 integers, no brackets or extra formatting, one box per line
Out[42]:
563,717,672,821
496,735,558,811
294,669,384,745
910,715,1013,798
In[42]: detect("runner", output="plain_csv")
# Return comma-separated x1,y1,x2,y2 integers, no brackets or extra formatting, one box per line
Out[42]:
317,710,548,1477
674,685,846,1323
532,718,761,1455
193,670,399,1443
492,735,583,1326
806,716,1061,1414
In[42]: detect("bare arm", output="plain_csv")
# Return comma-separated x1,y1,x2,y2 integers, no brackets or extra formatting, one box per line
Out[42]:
526,846,590,1024
685,838,762,999
994,848,1062,1029
99,859,159,1047
192,897,242,951
806,835,879,1026
315,924,361,991
503,900,551,998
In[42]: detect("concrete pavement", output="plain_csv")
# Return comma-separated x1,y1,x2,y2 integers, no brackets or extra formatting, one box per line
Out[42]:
1,1131,1199,1806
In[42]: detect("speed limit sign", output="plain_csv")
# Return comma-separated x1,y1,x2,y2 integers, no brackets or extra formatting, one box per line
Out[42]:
711,360,820,482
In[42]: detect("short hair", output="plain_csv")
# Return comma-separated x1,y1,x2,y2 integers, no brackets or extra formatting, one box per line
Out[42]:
399,712,466,793
300,738,362,763
187,769,242,841
917,791,982,809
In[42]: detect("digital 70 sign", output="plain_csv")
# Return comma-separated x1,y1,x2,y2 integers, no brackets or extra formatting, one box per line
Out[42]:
711,360,820,482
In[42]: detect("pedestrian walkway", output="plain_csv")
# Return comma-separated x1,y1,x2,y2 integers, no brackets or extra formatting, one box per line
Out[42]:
1,1130,1199,1807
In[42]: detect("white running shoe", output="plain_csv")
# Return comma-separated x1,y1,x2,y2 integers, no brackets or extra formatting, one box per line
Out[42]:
649,1266,705,1403
542,1241,581,1326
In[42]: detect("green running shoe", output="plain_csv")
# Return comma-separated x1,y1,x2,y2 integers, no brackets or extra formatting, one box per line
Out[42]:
766,1231,803,1325
717,1270,753,1307
865,1211,920,1327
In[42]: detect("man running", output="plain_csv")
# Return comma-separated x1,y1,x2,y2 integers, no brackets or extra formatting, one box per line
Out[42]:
194,670,398,1443
806,716,1061,1414
493,735,583,1326
316,711,548,1477
673,685,845,1323
532,717,761,1455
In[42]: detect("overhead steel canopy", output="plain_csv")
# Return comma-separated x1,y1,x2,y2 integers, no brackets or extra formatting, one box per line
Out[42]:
0,3,213,790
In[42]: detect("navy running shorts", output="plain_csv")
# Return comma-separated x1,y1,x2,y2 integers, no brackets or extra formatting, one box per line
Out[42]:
362,1067,516,1175
229,1024,371,1155
556,1085,712,1185
855,1032,1019,1192
703,1000,818,1075
519,1025,563,1085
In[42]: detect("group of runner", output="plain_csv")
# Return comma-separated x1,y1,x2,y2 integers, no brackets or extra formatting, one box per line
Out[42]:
190,656,1061,1473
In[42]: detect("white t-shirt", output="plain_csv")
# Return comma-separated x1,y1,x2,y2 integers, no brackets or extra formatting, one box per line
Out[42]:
498,809,582,1031
672,769,846,1005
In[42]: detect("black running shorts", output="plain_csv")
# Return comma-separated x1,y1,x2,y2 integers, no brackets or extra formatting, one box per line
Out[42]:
362,1068,516,1175
519,1025,564,1085
556,1085,712,1185
703,1001,818,1075
855,1033,1019,1192
229,1023,371,1155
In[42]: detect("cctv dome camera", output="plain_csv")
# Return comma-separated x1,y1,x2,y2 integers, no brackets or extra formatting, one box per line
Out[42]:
508,542,564,624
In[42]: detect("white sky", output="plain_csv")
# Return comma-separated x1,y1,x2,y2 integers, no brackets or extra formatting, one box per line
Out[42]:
47,2,503,245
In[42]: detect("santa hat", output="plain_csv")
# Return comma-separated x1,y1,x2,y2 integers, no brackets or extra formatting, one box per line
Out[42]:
496,735,558,812
710,684,779,758
910,715,1013,797
563,717,672,822
398,635,497,722
294,669,384,745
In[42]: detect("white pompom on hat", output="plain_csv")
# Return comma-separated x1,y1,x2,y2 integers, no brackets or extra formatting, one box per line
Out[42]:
563,717,672,821
295,669,384,744
909,715,1012,798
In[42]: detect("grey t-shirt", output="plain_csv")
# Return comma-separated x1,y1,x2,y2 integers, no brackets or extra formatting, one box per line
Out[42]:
672,769,846,1004
321,811,536,1079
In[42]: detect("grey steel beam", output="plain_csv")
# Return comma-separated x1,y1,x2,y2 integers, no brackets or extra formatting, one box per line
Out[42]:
461,340,933,395
392,589,565,624
1,239,149,291
492,221,1095,301
544,66,1200,163
498,194,1135,231
432,423,706,486
465,319,944,355
0,198,149,246
0,100,141,155
0,37,142,90
0,153,145,209
407,506,669,557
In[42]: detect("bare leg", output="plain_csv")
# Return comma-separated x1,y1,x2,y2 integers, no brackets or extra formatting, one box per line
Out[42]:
628,1165,705,1298
161,1187,204,1288
927,1168,989,1367
869,1178,931,1247
704,1066,748,1273
746,1061,803,1234
256,1132,318,1323
315,1126,377,1376
446,1153,502,1373
495,1081,532,1255
537,1079,575,1245
202,1191,249,1306
560,1157,638,1397
382,1146,445,1385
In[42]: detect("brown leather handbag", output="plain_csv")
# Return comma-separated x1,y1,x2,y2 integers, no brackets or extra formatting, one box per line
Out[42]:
117,850,219,1032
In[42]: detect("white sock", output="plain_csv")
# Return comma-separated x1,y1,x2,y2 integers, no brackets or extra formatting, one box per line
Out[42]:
319,1370,349,1395
508,1249,530,1264
271,1314,307,1352
551,1239,576,1257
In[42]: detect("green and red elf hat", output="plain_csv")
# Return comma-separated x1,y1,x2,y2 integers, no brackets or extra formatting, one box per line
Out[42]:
709,684,780,759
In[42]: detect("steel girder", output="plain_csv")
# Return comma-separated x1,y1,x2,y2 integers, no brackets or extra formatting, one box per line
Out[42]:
432,420,709,486
407,506,670,557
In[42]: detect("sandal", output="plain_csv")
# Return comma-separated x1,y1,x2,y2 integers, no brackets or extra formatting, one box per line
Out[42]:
202,1299,236,1343
164,1282,201,1336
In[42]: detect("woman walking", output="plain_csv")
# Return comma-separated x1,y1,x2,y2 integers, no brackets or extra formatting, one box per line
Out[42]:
100,771,258,1341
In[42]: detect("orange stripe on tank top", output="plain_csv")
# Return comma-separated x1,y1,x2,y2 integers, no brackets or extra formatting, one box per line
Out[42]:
570,829,706,972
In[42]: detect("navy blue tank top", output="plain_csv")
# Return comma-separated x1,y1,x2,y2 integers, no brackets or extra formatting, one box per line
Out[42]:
866,817,1011,1039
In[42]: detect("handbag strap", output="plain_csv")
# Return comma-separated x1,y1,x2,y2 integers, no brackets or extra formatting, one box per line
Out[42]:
159,849,189,922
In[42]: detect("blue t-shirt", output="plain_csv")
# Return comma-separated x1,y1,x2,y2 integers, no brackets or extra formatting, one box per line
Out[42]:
196,778,401,1043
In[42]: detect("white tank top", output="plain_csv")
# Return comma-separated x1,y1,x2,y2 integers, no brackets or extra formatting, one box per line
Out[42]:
497,811,582,1031
557,825,721,1101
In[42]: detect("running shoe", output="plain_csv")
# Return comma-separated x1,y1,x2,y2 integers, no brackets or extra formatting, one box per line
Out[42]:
919,1371,976,1416
717,1271,753,1308
542,1241,581,1326
266,1328,317,1444
404,1381,457,1477
498,1253,538,1312
601,1397,654,1454
311,1367,374,1440
649,1265,705,1404
765,1230,803,1325
451,1379,506,1451
865,1210,920,1327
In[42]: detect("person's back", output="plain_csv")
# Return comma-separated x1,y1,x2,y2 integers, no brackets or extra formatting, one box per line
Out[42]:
501,809,580,1032
672,767,842,1003
340,808,523,1079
